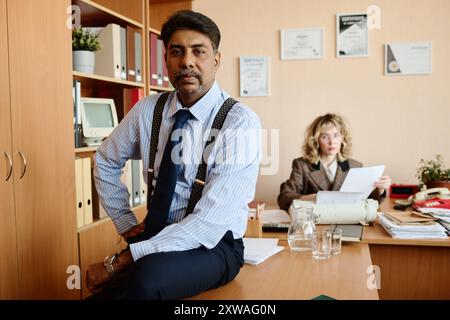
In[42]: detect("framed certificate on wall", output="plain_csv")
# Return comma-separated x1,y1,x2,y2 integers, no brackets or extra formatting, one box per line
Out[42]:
336,13,369,58
280,28,324,60
239,56,269,97
385,42,432,75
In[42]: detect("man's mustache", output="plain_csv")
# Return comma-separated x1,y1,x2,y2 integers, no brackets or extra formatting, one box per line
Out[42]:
174,70,201,82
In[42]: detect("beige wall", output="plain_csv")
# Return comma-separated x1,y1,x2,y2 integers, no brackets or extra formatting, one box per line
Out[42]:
193,0,450,205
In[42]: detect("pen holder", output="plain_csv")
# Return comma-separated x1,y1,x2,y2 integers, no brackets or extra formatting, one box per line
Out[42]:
245,218,262,238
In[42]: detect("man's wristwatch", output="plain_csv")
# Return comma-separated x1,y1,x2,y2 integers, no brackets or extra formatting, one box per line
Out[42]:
103,253,118,274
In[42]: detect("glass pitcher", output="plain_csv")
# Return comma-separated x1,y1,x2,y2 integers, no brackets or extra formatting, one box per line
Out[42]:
288,206,316,252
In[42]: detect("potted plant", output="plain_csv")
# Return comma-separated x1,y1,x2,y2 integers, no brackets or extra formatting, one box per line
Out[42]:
72,26,100,74
416,154,450,189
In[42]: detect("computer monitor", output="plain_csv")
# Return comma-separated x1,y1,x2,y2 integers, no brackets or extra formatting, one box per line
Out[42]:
80,97,118,146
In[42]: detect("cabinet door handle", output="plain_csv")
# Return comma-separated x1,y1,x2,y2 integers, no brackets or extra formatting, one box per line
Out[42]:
4,152,13,181
18,151,27,179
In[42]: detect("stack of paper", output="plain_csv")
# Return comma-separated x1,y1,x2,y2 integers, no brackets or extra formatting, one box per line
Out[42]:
378,213,448,239
243,238,284,265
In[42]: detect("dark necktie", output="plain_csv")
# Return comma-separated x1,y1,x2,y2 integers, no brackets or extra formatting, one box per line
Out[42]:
145,109,192,237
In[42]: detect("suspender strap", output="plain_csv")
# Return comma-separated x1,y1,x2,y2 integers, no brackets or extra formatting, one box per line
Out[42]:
147,92,171,211
185,97,238,216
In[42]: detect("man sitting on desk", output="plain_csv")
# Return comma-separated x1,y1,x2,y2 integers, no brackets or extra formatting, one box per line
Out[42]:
86,10,261,299
278,113,391,211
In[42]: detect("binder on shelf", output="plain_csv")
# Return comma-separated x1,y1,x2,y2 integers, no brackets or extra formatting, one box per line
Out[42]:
131,160,141,207
162,45,170,87
75,157,93,227
82,157,93,225
139,160,147,205
156,38,164,86
135,31,143,82
94,23,122,79
150,32,158,86
73,80,82,148
126,26,136,82
120,27,127,80
75,158,84,228
120,160,133,207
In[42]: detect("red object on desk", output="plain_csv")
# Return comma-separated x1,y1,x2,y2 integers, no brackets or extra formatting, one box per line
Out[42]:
389,184,419,198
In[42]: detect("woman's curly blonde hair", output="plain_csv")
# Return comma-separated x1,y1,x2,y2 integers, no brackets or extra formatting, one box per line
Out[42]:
302,113,352,164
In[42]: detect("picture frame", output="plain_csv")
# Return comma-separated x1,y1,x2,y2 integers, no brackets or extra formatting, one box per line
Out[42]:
239,56,269,97
336,13,369,58
280,28,324,60
385,42,432,76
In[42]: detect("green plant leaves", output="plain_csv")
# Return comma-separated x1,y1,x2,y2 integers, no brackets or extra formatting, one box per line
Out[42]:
72,27,100,52
416,154,449,186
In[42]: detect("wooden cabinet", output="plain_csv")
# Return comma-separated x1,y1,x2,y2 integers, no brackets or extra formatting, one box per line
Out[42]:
0,0,19,299
1,0,192,299
0,0,79,299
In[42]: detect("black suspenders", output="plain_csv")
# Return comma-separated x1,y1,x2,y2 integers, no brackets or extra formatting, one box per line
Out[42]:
146,92,238,216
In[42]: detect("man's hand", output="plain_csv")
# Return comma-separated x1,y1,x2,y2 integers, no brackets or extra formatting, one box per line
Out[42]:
86,262,111,294
86,249,134,294
121,222,145,241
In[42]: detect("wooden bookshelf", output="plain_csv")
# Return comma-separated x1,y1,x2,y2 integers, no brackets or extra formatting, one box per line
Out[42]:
149,26,161,35
73,0,144,28
73,71,145,88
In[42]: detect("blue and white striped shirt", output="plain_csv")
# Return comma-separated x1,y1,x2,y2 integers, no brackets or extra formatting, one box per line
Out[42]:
94,82,261,261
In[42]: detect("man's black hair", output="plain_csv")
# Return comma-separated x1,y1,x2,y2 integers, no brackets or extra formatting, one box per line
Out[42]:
161,10,221,51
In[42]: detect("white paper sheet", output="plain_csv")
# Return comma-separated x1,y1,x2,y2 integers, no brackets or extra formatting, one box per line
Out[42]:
340,165,385,200
316,191,364,204
243,238,284,265
260,210,291,224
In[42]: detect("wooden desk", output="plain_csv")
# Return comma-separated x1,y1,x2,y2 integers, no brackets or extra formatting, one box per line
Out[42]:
192,243,378,300
193,198,450,300
361,198,450,299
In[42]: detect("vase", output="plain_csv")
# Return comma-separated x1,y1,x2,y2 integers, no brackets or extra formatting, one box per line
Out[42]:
72,50,95,74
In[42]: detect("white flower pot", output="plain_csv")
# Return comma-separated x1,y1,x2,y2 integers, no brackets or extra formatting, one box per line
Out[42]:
73,50,95,74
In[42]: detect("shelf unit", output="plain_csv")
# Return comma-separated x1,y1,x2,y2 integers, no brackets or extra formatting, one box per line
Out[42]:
73,71,145,88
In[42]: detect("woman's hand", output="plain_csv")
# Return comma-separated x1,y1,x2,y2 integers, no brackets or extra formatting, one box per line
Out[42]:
375,175,391,196
300,193,317,202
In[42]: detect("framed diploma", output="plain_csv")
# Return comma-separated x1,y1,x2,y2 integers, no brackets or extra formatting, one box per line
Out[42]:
385,42,432,75
336,13,369,58
280,28,324,60
239,56,269,97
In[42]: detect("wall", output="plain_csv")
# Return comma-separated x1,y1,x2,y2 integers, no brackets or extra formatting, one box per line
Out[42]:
193,0,450,204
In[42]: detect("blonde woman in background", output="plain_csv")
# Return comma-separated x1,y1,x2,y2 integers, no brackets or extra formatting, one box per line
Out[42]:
277,113,391,211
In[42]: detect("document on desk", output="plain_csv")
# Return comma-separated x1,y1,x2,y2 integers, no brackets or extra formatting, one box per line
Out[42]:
340,165,385,201
243,238,284,265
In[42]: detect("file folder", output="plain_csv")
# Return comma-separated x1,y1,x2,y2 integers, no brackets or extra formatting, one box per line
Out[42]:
139,160,147,205
82,157,93,225
120,160,133,207
126,26,136,82
94,23,122,79
131,160,141,207
75,158,84,228
150,32,158,86
120,27,127,80
135,30,142,82
156,38,164,86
